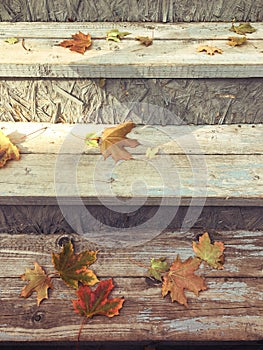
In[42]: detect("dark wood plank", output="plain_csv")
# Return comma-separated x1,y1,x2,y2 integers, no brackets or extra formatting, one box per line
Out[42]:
0,78,262,124
0,0,262,22
0,232,262,342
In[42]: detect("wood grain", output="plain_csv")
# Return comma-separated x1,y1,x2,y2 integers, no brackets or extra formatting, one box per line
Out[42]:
0,0,262,22
0,23,262,79
0,78,262,124
0,232,262,342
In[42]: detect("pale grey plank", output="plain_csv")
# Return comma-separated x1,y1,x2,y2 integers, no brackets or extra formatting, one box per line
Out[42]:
0,38,262,78
0,22,262,39
1,122,263,155
0,153,262,205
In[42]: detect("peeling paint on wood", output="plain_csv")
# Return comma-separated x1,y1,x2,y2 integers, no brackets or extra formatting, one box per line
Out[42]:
0,232,262,342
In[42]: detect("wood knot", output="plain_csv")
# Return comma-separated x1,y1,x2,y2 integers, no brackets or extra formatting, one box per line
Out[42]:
56,233,74,247
32,311,45,323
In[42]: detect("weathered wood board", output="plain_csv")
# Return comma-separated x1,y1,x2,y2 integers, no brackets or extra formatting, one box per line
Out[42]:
0,78,262,124
0,22,262,79
0,123,262,206
0,231,262,343
0,0,262,22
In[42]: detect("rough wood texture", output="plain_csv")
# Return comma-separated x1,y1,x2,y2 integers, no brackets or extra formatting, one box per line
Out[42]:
0,123,262,206
0,78,262,124
0,0,262,22
0,231,262,343
0,23,262,79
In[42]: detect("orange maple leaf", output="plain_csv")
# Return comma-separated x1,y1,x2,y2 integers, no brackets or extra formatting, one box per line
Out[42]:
0,130,20,167
100,121,140,162
162,255,207,307
20,262,52,305
73,279,125,318
59,31,92,54
193,232,225,269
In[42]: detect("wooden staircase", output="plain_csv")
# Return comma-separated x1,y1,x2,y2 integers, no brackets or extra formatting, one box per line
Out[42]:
0,1,262,349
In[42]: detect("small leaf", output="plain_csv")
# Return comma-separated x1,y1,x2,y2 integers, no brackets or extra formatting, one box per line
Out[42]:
227,36,247,47
162,255,207,307
148,257,169,281
192,232,225,269
197,45,223,55
230,23,256,35
100,121,140,163
135,36,153,47
21,262,52,306
5,37,18,44
146,146,160,159
59,31,92,54
106,29,131,42
52,241,99,288
0,130,20,167
73,279,125,318
85,133,100,148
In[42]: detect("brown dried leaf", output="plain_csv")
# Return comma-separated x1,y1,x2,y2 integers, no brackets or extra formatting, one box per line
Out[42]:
59,31,92,54
100,121,140,162
21,262,52,306
227,36,247,47
162,255,207,307
135,36,153,47
197,45,223,55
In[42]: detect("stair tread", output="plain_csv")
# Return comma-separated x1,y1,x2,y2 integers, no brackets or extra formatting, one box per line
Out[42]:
0,22,262,78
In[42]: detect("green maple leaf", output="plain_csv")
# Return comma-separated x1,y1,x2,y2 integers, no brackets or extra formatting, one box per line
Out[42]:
52,241,99,288
148,257,169,281
106,29,131,42
230,23,256,35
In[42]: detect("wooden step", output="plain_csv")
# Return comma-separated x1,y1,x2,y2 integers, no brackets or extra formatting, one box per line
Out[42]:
0,122,262,207
0,22,262,78
0,230,262,343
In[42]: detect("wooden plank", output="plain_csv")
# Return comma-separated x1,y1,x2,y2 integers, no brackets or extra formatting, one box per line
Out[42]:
0,22,263,40
0,231,262,277
0,37,262,78
0,232,262,342
0,0,262,22
0,78,262,125
2,123,263,155
0,153,262,206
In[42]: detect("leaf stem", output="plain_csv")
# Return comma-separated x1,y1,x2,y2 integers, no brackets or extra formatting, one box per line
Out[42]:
128,257,148,269
76,317,87,350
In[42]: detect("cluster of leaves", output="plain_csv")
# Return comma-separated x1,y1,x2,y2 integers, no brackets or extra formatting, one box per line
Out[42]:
58,28,153,54
21,241,124,319
146,232,225,307
197,22,256,55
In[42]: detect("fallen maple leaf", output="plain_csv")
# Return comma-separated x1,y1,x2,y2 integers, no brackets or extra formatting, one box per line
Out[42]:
197,45,223,55
5,37,18,44
227,36,247,47
85,132,100,148
106,29,131,42
100,121,140,162
73,279,124,318
52,241,99,288
192,232,225,269
146,146,160,159
59,31,92,54
135,36,153,47
21,262,52,306
162,255,207,307
0,130,20,167
148,257,169,281
230,22,256,35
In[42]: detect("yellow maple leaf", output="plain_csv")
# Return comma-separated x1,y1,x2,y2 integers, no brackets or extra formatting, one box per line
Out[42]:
197,45,223,55
0,130,20,167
